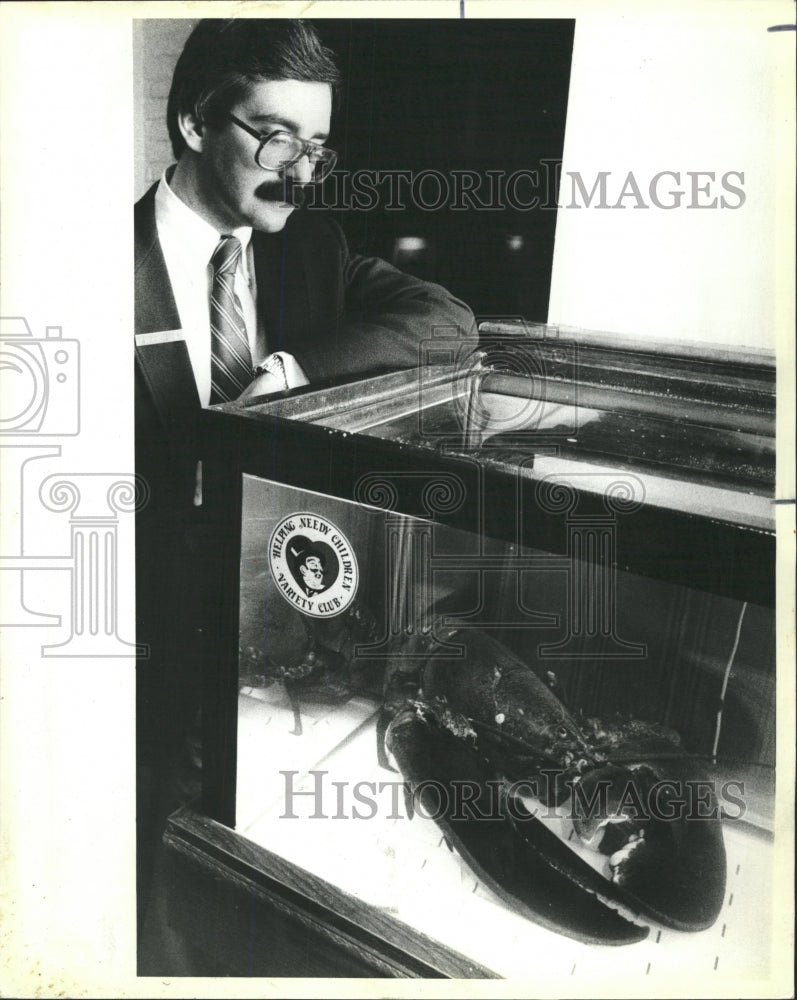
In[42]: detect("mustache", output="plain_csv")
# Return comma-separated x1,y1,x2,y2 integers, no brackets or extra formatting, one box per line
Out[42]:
255,178,307,207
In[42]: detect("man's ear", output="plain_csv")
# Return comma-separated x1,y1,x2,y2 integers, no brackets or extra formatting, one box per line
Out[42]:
178,109,205,154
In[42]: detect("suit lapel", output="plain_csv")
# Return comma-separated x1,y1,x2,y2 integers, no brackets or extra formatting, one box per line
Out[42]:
134,183,200,426
252,222,310,355
135,183,181,334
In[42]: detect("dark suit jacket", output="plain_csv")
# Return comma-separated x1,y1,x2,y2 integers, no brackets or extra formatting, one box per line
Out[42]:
135,181,477,506
134,181,477,758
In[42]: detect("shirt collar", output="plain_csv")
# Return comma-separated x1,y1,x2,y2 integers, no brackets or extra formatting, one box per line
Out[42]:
155,168,253,275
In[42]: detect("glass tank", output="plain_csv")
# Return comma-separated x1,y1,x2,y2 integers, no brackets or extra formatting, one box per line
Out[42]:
200,326,777,980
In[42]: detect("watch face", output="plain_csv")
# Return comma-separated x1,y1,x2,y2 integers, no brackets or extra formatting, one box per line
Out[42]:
254,355,279,376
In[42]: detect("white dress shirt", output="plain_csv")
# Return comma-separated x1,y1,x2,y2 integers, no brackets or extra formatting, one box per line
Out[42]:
154,171,309,504
155,170,265,407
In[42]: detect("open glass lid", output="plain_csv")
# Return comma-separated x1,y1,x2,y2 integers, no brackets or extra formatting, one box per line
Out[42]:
218,323,775,532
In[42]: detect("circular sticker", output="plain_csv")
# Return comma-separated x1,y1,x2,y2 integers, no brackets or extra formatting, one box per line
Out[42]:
268,512,359,618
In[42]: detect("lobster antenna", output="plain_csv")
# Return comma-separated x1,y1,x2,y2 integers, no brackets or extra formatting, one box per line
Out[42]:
711,601,748,764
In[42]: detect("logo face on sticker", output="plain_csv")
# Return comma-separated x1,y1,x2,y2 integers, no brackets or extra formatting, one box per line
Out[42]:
268,513,359,618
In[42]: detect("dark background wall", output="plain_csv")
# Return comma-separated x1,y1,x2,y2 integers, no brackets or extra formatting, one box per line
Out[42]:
314,19,574,320
135,18,575,322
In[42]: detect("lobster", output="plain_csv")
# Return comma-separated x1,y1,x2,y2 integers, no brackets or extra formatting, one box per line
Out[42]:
378,627,727,946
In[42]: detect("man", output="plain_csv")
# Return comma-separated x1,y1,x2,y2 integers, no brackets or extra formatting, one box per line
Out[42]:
134,17,477,956
135,18,476,430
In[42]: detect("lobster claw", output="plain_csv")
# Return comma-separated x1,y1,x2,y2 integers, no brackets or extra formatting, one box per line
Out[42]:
571,759,727,931
386,709,649,946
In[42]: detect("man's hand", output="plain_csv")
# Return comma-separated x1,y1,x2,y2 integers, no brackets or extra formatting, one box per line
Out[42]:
237,352,310,400
238,370,287,399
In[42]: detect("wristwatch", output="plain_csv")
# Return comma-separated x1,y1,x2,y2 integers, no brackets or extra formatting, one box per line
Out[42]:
253,353,289,390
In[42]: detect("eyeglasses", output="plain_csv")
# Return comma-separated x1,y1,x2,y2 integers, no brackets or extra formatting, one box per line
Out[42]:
228,113,337,182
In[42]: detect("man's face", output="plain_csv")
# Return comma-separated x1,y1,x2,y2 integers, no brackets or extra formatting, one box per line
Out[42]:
299,555,325,592
193,78,332,233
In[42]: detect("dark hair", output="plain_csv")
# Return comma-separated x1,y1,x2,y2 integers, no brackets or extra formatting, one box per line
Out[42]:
167,19,341,160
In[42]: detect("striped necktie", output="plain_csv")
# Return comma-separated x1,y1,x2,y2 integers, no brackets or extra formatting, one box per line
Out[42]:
209,235,253,404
